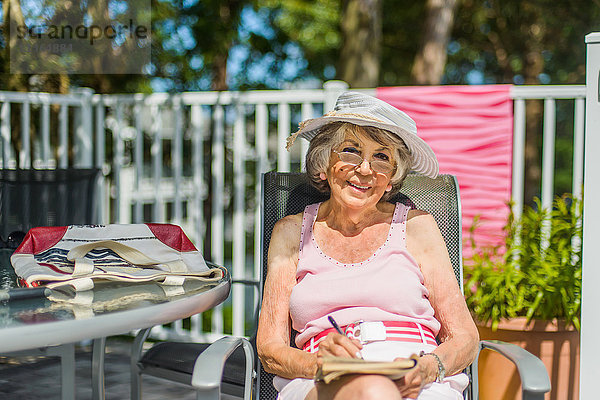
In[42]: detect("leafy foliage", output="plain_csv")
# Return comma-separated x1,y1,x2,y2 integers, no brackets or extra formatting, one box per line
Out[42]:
464,195,582,331
3,0,600,91
448,0,600,84
243,0,341,87
379,0,427,85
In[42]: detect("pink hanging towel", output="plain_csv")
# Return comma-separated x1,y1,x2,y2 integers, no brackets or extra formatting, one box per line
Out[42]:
377,85,513,256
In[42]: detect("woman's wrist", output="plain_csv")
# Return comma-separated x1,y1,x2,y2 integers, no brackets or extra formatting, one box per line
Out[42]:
419,351,446,383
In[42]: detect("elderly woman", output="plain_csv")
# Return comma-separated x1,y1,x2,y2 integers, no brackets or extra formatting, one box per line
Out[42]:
256,92,479,400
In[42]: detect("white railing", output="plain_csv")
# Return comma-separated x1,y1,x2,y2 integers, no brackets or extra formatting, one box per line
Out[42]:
0,81,586,341
509,85,586,221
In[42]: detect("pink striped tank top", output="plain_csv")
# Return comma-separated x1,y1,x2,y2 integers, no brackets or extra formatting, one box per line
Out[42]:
289,202,441,349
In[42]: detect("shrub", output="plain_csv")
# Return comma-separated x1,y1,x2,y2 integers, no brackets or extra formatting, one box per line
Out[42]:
464,194,582,331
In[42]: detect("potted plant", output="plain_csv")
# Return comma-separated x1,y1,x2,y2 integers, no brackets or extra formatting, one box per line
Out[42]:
464,194,582,400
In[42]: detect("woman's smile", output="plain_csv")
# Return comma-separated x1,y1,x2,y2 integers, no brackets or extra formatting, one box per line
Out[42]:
347,180,371,191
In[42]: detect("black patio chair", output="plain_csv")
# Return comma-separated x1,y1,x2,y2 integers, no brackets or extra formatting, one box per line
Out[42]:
0,167,102,400
0,168,101,239
133,171,551,400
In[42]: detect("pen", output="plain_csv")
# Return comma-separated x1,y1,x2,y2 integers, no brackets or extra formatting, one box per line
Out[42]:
327,315,344,335
328,316,364,359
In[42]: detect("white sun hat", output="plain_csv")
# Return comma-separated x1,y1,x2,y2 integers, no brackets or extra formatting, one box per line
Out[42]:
287,91,439,178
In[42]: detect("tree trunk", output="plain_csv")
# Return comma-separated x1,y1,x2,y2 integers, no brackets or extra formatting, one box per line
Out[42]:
411,0,458,85
211,52,229,91
3,0,28,92
338,0,382,88
209,2,242,91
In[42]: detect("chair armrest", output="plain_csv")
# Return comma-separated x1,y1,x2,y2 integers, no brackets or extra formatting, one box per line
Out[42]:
191,336,254,400
479,340,551,400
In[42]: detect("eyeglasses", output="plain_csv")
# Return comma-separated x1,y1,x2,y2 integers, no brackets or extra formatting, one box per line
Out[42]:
333,150,395,174
0,231,26,250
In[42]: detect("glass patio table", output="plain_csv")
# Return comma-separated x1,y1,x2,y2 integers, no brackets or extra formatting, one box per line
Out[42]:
0,249,231,399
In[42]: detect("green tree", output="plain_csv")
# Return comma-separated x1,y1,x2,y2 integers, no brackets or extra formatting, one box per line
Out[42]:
250,0,447,87
133,0,247,92
4,1,600,93
447,0,600,201
447,0,600,85
1,0,152,94
246,0,341,87
1,0,37,92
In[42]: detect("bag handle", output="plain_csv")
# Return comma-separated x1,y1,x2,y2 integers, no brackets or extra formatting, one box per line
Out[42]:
67,240,187,274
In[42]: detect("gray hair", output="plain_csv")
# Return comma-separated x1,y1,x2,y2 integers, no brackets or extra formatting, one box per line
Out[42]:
304,122,412,201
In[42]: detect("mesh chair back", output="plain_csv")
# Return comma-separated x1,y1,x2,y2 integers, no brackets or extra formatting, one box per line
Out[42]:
0,169,101,239
258,172,463,399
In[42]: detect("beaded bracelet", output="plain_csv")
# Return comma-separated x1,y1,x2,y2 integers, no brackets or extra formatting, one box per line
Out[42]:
419,351,446,383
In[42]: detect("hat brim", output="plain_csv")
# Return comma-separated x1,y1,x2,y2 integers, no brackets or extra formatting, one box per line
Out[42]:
293,115,439,179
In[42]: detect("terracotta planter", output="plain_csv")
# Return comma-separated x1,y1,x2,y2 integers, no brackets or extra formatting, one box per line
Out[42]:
476,318,579,400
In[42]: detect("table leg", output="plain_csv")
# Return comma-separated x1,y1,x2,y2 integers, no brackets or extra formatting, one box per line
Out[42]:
92,337,106,400
46,343,76,400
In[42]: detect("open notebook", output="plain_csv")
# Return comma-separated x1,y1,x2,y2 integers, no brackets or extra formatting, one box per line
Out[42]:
315,356,418,384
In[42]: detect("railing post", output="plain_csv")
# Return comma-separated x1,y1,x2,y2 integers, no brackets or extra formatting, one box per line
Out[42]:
74,87,94,167
41,101,51,167
1,102,11,168
95,97,107,224
233,101,246,337
114,100,125,223
277,102,291,172
20,101,31,169
211,103,225,335
323,80,349,112
511,97,526,221
580,32,600,400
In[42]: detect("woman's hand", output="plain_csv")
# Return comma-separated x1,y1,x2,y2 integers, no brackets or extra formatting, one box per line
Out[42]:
315,332,363,367
393,356,437,399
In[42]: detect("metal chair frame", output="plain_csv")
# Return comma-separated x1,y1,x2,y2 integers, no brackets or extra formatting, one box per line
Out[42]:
131,171,551,400
255,172,550,400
